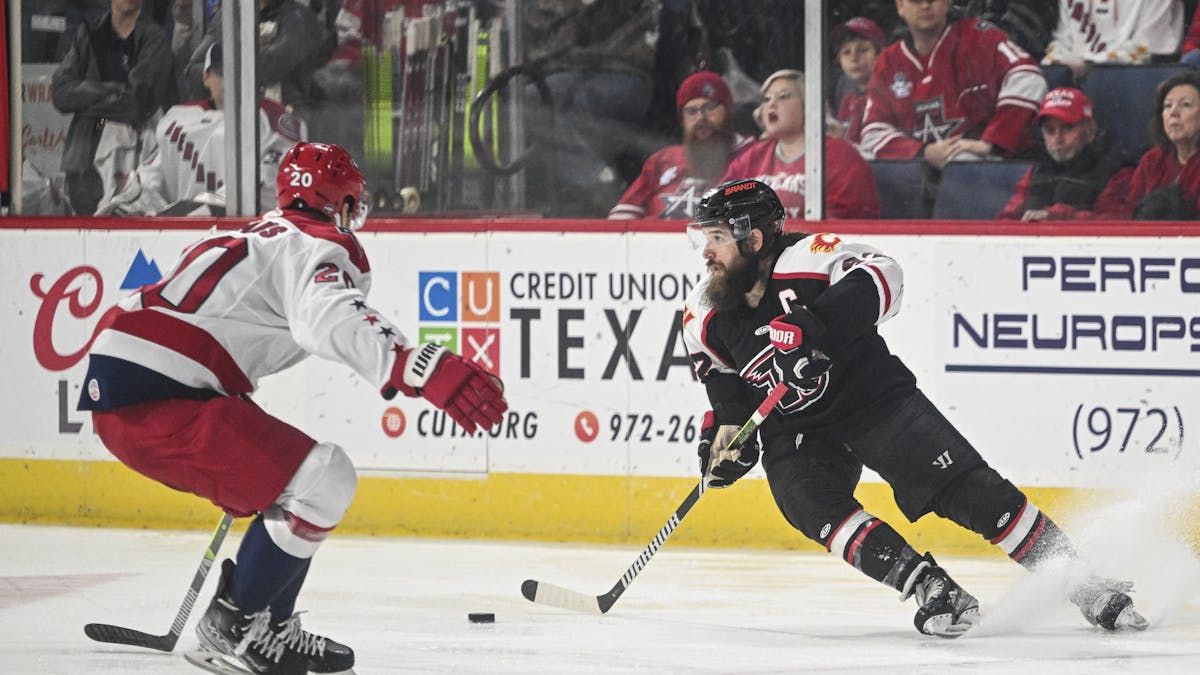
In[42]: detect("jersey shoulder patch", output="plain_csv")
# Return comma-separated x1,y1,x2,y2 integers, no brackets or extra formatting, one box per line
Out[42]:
772,235,845,281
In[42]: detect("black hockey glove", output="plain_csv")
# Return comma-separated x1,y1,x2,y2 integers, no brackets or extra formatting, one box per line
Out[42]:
768,309,832,387
697,410,760,489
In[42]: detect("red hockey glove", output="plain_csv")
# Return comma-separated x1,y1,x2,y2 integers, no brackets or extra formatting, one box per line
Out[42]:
768,310,832,386
383,344,507,434
697,410,760,489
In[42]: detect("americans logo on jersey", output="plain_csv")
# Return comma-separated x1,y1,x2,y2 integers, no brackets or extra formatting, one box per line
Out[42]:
740,345,829,414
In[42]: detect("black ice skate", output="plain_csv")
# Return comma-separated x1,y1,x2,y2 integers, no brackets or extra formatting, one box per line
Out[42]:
901,554,980,638
1069,576,1149,631
274,612,355,673
191,559,306,674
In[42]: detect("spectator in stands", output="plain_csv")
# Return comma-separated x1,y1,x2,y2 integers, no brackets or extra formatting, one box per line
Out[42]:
830,1,906,43
51,0,174,215
1112,70,1200,219
832,17,885,144
1043,0,1184,80
521,0,661,217
609,72,750,220
860,0,1047,170
722,70,881,219
184,0,328,112
998,87,1133,220
97,42,307,216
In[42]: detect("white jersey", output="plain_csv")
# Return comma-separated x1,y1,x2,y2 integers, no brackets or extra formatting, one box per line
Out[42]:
1044,0,1184,64
98,99,306,216
84,210,404,408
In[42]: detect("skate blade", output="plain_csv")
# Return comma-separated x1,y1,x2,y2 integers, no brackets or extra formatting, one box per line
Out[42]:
920,607,979,639
1115,606,1149,631
183,648,254,674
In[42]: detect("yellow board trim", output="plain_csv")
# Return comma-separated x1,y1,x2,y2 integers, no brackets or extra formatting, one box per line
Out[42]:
3,459,1195,556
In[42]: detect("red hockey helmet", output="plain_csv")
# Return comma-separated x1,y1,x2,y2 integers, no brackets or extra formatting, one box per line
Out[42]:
276,142,370,230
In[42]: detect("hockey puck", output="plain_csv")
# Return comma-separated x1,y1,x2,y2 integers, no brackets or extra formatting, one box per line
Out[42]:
468,612,495,624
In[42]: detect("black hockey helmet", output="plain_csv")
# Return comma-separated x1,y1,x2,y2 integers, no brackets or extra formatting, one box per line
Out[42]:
687,179,786,255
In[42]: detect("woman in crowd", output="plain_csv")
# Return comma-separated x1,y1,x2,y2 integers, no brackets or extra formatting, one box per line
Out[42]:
722,69,880,219
1116,70,1200,219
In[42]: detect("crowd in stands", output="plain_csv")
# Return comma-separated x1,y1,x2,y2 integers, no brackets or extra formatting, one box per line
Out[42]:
20,0,1200,220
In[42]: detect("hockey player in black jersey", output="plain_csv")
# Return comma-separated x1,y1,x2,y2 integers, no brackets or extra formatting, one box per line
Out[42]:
680,178,1148,637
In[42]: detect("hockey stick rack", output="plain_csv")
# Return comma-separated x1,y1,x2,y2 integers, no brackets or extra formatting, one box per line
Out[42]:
521,383,789,614
84,512,234,652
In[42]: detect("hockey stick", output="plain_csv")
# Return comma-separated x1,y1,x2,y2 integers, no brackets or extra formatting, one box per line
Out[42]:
521,382,789,615
85,512,234,652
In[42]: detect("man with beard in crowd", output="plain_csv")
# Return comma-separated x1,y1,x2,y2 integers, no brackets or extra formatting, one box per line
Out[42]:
609,72,750,219
998,87,1133,220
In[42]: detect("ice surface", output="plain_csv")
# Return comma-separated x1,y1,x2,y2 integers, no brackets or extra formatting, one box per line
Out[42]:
1,524,1198,674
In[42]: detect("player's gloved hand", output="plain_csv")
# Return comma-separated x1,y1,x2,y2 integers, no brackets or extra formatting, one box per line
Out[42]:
768,309,832,387
697,410,760,488
383,343,507,434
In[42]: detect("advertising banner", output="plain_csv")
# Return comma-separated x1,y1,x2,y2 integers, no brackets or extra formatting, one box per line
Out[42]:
7,227,1196,489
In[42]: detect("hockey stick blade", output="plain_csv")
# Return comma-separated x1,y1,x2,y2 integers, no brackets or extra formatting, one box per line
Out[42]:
83,623,178,652
522,383,788,615
84,512,233,652
521,579,606,615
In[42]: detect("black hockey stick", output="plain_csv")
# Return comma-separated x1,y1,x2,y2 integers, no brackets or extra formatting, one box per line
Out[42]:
521,382,789,615
85,512,234,652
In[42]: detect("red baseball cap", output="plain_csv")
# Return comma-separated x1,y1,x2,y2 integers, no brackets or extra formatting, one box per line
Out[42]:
1038,87,1094,125
831,17,885,53
676,71,732,115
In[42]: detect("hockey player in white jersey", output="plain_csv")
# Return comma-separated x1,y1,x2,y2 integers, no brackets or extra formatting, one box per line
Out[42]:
78,141,508,673
680,178,1148,638
97,41,307,216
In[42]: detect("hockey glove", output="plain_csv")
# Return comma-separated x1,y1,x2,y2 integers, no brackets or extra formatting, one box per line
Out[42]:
768,310,832,387
384,343,507,434
697,410,760,489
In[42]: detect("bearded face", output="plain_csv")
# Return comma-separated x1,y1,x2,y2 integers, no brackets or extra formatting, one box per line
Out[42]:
704,245,760,311
684,112,736,182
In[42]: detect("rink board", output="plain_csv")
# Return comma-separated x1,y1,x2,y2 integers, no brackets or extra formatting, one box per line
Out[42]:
2,221,1197,553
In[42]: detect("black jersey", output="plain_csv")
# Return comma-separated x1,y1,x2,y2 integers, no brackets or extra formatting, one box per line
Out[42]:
682,233,917,439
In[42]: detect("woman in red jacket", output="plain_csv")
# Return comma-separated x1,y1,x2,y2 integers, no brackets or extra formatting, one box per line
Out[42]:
722,69,881,220
1114,70,1200,219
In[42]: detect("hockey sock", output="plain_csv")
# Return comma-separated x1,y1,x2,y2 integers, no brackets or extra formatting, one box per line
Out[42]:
232,514,309,614
269,557,311,621
990,498,1076,569
932,466,1076,568
824,508,923,590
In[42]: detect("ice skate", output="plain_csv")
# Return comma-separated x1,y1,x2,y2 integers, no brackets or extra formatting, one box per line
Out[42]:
190,559,306,674
901,555,980,638
274,612,355,673
1069,576,1149,631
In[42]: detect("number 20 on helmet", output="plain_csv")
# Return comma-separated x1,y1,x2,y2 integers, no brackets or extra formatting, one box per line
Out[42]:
276,142,370,230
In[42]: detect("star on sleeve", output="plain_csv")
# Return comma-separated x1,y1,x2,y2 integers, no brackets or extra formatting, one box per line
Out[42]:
379,326,395,338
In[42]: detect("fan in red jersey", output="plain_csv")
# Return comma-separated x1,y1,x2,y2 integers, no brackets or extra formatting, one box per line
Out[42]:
609,71,751,220
721,69,880,219
860,0,1047,169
